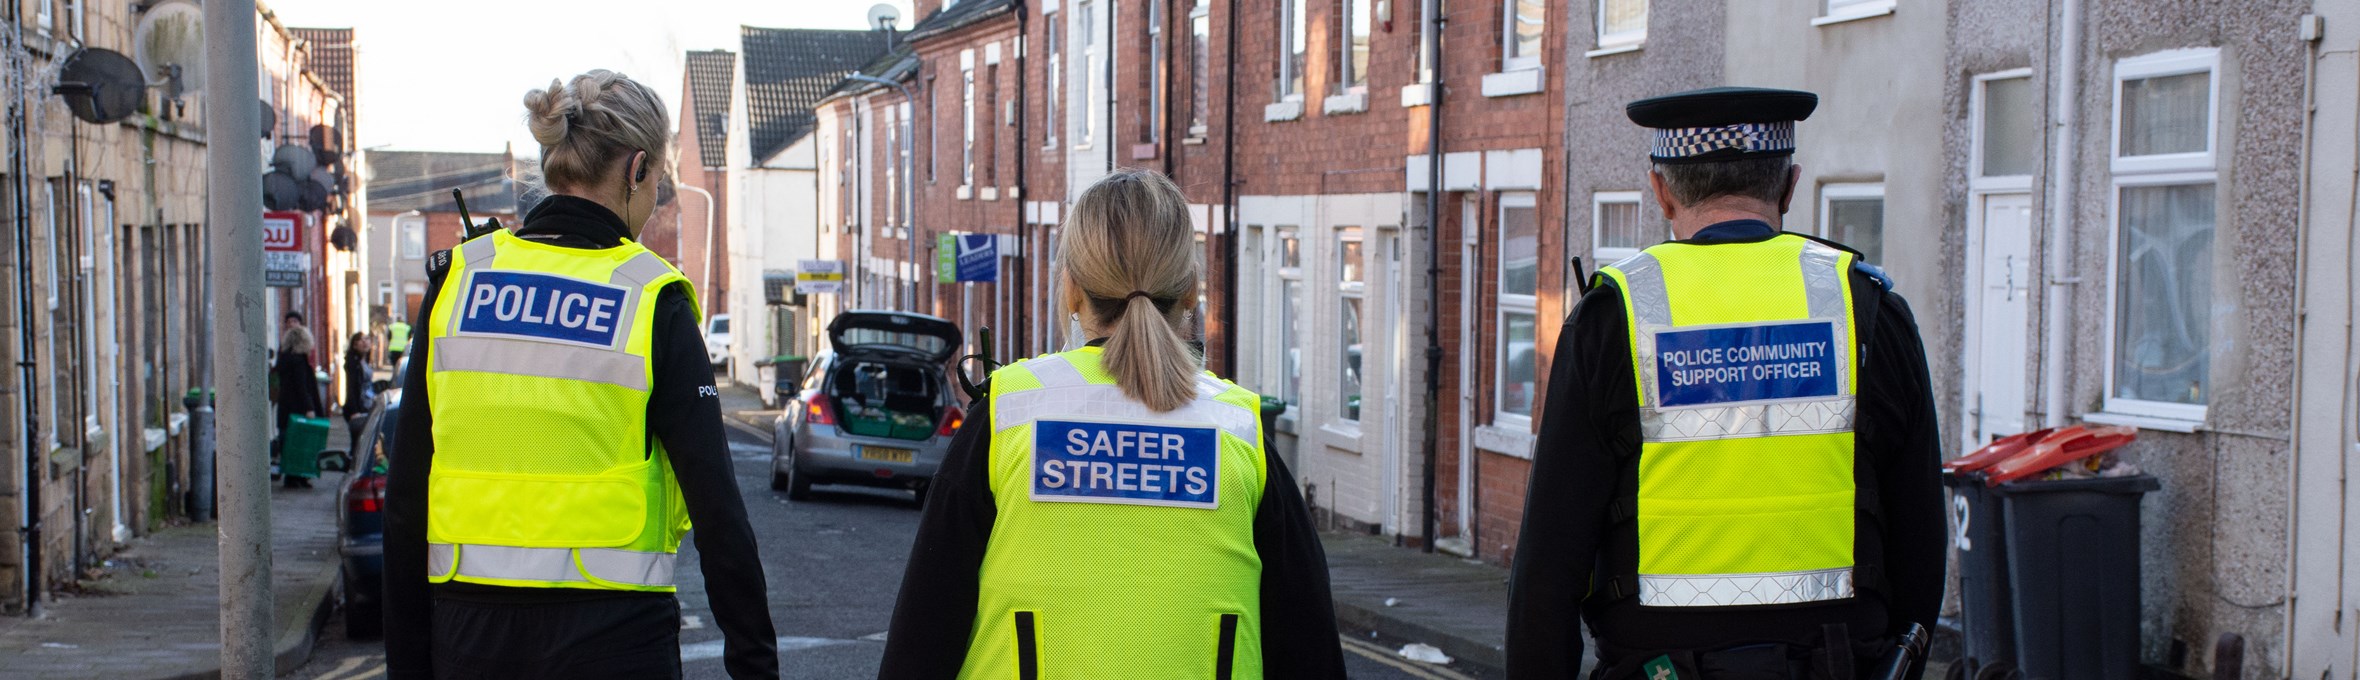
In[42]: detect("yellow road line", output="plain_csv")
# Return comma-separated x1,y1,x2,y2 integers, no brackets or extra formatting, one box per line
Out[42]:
1338,635,1477,680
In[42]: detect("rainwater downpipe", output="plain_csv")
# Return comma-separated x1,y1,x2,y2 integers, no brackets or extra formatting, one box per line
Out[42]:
2279,21,2327,675
2040,0,2081,429
11,0,44,616
1218,0,1239,374
1418,0,1444,554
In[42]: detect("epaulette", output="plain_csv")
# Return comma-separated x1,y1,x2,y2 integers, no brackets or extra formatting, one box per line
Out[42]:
1854,261,1895,291
426,249,454,283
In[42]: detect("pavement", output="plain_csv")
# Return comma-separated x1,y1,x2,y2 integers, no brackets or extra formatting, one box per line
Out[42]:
0,422,352,680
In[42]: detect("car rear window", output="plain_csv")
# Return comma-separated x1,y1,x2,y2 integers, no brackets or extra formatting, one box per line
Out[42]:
839,327,951,357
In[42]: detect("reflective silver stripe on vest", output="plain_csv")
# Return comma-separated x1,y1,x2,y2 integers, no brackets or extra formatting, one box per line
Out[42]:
1619,242,1857,442
994,354,1260,444
1640,396,1858,443
607,252,676,351
1638,567,1854,607
426,543,676,587
433,336,651,391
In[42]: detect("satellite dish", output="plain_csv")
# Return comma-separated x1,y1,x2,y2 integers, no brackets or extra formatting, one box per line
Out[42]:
53,48,145,125
272,144,316,177
260,100,276,139
132,1,204,99
867,3,902,31
262,171,303,210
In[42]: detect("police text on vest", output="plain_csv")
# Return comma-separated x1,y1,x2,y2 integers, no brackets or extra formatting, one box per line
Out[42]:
1031,419,1220,509
456,271,631,347
1652,321,1841,407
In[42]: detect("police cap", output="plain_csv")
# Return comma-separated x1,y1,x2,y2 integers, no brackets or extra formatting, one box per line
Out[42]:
1626,86,1819,164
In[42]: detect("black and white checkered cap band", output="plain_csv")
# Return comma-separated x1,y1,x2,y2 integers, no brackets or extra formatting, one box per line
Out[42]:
1650,122,1796,159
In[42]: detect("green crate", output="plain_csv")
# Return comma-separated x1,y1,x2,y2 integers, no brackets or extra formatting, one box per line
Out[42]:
281,415,331,478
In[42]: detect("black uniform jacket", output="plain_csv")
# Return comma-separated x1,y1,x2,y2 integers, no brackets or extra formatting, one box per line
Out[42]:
877,348,1350,679
1505,220,1944,678
383,196,780,679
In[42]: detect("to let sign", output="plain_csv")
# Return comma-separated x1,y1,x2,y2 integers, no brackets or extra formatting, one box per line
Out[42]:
796,259,846,294
262,211,310,288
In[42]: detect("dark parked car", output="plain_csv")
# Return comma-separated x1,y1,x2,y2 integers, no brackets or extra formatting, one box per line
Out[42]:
772,311,963,503
326,388,398,639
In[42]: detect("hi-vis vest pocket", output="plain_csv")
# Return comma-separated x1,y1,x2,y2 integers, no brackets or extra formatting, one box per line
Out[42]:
426,461,652,548
1214,613,1241,680
1013,611,1041,680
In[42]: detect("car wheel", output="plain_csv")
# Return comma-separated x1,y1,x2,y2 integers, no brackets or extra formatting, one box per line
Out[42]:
345,598,382,639
911,481,930,507
783,442,812,501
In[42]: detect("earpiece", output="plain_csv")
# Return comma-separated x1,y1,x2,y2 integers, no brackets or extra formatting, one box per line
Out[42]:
633,150,649,183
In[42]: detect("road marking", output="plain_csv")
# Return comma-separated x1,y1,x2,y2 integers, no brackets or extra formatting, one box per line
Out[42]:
311,655,385,680
679,635,869,662
723,416,772,443
1339,635,1476,680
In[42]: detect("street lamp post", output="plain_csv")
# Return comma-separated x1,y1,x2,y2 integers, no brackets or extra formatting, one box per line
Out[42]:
845,73,918,313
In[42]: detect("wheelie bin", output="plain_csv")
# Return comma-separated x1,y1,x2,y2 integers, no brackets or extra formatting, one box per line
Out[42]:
1993,474,2158,680
279,415,331,481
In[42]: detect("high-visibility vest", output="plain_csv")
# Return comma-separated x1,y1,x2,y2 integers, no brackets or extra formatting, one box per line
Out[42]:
1595,233,1863,608
966,347,1269,680
386,321,412,353
420,230,699,592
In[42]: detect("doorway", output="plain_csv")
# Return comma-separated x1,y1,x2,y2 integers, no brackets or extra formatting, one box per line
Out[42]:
1968,192,2035,445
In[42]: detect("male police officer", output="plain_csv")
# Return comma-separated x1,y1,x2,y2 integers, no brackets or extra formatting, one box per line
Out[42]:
1505,87,1942,680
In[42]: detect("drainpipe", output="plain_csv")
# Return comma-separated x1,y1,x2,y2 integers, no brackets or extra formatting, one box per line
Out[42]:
1016,0,1030,360
2040,0,2081,428
1219,0,1239,375
10,0,44,615
678,183,719,314
1158,0,1174,177
1419,0,1444,553
2281,20,2319,674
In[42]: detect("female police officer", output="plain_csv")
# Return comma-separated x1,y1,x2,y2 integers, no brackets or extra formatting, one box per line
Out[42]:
878,170,1347,680
382,70,779,680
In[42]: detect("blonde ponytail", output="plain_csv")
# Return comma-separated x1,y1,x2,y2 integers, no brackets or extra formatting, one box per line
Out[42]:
1058,170,1202,412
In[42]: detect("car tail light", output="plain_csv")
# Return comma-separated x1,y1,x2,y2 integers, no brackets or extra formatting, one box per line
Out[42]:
806,394,837,426
938,405,965,437
349,474,386,514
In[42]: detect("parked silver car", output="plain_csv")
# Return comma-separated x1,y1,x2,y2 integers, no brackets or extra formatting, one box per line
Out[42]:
772,310,964,503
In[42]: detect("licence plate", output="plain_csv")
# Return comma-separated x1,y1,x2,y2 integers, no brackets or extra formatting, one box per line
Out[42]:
860,446,915,464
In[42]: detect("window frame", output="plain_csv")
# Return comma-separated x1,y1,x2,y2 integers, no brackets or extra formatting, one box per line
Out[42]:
1340,0,1372,92
961,66,977,190
1044,7,1062,149
399,215,425,259
1078,0,1102,148
1589,190,1647,265
1818,0,1896,24
1147,0,1165,145
1336,226,1365,423
1817,182,1885,263
1276,227,1305,407
1188,5,1212,136
1970,68,2038,192
1494,192,1538,430
1504,0,1548,71
1279,0,1308,101
1594,0,1646,52
2098,48,2221,425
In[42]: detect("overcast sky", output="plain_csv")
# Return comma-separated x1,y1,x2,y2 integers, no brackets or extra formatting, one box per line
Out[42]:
260,0,914,155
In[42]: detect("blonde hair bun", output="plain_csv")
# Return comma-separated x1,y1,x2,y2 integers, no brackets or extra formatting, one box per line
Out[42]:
520,70,672,193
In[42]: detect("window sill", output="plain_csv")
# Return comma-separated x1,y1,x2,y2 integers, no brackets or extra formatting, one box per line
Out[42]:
980,186,998,201
1323,91,1369,115
1264,100,1305,122
1584,42,1643,59
1812,2,1896,26
1006,185,1021,199
1481,69,1545,98
1472,424,1535,459
956,185,973,200
2082,411,2205,434
1400,83,1434,108
1319,422,1364,449
1181,136,1208,146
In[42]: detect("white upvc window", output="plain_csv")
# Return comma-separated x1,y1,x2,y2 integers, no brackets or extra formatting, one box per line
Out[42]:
1044,8,1062,149
400,216,425,259
1336,227,1365,422
961,67,976,190
1341,0,1372,91
1589,191,1650,264
1147,0,1164,144
1495,192,1538,428
1279,0,1308,101
1819,183,1885,264
1971,69,2039,190
1238,226,1266,390
1277,228,1304,406
1189,5,1211,136
1595,0,1645,51
1818,0,1896,25
885,105,901,225
1080,0,1102,147
1504,0,1547,70
2100,48,2219,424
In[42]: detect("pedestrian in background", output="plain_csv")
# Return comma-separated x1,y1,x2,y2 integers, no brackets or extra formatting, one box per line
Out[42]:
386,318,411,368
382,69,779,680
275,312,324,488
1505,87,1943,680
878,169,1348,680
342,332,374,441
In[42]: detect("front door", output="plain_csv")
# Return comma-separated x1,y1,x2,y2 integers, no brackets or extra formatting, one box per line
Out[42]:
1970,192,2034,444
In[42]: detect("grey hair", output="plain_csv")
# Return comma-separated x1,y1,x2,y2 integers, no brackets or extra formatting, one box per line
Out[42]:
522,70,672,193
1654,156,1792,207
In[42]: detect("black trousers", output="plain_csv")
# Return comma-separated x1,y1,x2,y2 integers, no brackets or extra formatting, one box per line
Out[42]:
429,595,683,680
